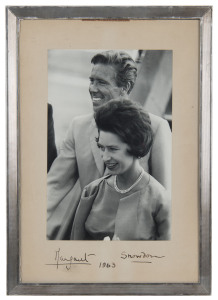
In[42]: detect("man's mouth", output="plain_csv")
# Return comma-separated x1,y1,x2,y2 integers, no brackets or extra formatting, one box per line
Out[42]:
91,94,104,103
92,97,102,102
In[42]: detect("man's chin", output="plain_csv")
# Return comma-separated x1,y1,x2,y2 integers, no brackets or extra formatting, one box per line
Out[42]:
92,101,104,111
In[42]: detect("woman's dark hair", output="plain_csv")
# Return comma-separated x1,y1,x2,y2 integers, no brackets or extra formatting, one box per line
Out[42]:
91,50,137,94
94,99,153,158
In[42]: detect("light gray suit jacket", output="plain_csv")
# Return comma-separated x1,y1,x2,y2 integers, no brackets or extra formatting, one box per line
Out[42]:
47,113,171,239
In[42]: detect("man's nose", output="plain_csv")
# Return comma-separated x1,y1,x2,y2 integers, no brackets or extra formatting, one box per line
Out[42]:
89,81,98,93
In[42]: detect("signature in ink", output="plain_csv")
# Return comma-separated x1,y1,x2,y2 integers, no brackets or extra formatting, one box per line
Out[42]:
46,248,96,271
120,251,165,264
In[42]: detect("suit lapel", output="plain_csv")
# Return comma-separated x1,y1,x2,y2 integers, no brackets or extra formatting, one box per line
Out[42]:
89,119,105,176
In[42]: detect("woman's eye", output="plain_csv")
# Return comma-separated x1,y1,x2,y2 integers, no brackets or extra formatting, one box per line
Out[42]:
109,147,118,152
97,143,105,151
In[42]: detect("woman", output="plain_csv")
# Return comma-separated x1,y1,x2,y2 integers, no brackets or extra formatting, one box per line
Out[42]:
71,99,171,240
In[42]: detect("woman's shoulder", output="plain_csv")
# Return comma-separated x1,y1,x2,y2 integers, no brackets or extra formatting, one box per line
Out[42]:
138,177,170,216
141,174,170,201
82,175,111,197
148,175,166,190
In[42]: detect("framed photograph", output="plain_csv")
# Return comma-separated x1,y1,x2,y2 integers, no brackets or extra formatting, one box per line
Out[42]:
7,6,212,295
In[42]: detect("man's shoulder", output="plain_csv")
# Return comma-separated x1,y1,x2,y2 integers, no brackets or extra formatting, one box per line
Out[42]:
148,112,169,133
73,113,93,124
69,113,94,131
64,113,94,138
148,112,167,125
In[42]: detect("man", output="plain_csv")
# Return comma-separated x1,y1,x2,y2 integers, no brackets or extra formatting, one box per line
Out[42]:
47,103,57,172
47,50,171,240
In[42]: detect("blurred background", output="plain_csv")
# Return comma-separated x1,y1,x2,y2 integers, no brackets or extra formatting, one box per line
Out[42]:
48,49,172,151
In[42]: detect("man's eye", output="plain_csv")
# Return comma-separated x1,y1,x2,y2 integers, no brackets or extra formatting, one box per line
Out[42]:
98,80,106,85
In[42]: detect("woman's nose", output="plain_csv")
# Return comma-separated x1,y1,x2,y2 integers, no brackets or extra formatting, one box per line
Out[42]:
102,150,111,162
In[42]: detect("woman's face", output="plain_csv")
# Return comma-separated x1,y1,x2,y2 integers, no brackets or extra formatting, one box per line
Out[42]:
97,130,135,175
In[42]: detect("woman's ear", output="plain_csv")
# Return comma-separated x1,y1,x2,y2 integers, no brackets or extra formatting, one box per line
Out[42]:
95,129,100,142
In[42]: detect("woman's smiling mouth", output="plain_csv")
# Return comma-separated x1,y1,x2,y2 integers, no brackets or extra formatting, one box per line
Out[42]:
105,162,118,170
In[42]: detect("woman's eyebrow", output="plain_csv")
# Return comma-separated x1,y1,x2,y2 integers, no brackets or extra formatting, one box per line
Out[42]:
97,142,119,148
108,145,119,148
97,142,103,147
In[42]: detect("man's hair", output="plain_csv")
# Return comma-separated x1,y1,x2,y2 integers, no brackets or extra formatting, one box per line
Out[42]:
94,99,153,158
91,50,137,94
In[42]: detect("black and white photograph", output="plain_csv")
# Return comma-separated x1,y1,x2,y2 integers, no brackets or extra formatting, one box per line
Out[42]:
47,49,172,241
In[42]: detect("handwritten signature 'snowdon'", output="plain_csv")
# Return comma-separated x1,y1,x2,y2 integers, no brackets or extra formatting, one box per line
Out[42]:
120,251,165,263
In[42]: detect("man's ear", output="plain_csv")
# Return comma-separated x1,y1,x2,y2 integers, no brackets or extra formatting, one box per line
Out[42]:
121,82,131,95
120,88,126,96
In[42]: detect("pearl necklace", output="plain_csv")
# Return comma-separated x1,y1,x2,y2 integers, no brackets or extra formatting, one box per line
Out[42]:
114,169,144,194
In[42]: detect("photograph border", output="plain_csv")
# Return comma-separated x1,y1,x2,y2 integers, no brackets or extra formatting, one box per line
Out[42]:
6,6,212,295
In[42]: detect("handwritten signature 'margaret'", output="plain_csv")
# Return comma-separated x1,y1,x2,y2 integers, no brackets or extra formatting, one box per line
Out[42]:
46,248,96,270
120,251,165,264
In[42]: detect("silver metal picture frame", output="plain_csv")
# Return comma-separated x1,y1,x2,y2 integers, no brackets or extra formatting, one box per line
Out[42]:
7,6,212,295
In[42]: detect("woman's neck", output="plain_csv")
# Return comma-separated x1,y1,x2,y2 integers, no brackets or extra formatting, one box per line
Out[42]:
116,159,143,190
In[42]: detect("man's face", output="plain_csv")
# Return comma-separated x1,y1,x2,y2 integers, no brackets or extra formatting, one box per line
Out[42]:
89,63,123,111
